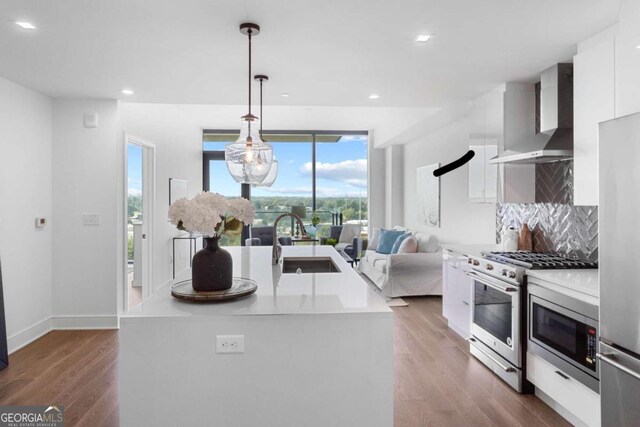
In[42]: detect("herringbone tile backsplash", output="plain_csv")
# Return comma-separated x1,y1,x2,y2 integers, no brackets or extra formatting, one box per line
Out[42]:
535,161,573,204
497,161,599,262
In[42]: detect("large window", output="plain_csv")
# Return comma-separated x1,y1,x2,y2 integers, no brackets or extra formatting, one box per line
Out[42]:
203,130,368,244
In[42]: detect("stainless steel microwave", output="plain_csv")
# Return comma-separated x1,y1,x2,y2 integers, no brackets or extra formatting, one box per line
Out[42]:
527,282,599,393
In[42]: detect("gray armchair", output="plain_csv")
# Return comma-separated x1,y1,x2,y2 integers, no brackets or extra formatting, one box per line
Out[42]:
321,225,362,262
245,226,292,247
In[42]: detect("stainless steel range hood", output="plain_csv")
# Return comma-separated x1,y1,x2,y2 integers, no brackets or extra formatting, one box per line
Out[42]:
490,63,573,164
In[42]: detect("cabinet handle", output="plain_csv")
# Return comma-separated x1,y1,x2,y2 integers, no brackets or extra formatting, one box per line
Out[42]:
597,353,640,381
555,371,570,380
462,301,469,305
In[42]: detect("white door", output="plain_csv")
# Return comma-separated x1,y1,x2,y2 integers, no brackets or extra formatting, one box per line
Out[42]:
125,135,155,310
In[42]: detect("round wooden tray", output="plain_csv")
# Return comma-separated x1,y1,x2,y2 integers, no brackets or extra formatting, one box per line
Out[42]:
170,278,257,302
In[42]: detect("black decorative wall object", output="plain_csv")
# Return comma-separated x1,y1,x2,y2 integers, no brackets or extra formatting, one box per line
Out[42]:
0,260,8,369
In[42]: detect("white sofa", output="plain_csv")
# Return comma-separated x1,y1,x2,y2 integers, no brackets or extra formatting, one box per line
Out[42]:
358,229,442,298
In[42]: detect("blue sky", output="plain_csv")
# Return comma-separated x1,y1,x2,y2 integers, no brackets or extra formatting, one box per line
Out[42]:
206,135,368,198
127,144,143,196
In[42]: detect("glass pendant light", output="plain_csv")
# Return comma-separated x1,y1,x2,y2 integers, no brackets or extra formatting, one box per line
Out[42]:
225,23,274,184
253,74,278,188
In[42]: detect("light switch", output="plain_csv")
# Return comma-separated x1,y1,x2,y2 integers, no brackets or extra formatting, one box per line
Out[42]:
84,113,98,128
82,213,100,226
35,217,46,228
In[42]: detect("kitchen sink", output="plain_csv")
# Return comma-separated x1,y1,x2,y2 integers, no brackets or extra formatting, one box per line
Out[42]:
281,257,341,274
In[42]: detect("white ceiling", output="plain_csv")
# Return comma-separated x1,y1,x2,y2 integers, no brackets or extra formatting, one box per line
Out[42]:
0,0,620,107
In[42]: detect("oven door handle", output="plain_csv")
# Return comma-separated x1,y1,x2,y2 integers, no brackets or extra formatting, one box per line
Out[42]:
468,338,516,372
466,271,518,293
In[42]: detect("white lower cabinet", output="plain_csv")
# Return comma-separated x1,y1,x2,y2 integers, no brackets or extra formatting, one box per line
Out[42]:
442,251,472,338
527,351,600,427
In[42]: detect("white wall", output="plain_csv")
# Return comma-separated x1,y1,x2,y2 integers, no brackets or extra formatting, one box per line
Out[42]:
120,103,429,293
52,99,120,326
384,145,404,228
0,77,53,352
367,135,385,232
402,114,496,244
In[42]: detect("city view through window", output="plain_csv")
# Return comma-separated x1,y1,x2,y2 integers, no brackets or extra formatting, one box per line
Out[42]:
203,131,368,245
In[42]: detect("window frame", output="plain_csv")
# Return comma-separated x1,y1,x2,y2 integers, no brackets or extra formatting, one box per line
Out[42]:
202,129,368,212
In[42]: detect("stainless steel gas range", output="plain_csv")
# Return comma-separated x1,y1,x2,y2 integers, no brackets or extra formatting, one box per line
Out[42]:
466,251,597,393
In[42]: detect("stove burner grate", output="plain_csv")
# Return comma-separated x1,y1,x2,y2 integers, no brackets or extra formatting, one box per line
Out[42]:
484,251,598,270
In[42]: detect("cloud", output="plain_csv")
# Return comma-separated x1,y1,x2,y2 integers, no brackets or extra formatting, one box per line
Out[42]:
128,188,142,196
300,159,367,189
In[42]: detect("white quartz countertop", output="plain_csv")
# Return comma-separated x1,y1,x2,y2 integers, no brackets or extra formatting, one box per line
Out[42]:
123,245,391,318
442,243,500,259
526,269,599,302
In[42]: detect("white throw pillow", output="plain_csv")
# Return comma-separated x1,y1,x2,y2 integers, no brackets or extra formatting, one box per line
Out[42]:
367,228,381,251
339,224,362,244
398,236,418,253
414,232,440,253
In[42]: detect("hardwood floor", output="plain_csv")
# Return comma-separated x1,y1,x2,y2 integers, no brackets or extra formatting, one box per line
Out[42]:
393,297,569,427
0,298,570,426
0,330,118,426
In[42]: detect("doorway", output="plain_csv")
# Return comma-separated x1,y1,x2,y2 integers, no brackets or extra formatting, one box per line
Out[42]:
125,135,155,310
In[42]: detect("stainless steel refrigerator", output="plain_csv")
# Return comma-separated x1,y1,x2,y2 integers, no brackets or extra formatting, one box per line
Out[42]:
599,112,640,426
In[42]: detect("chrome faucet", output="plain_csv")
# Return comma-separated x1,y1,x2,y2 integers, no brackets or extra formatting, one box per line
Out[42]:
272,213,308,265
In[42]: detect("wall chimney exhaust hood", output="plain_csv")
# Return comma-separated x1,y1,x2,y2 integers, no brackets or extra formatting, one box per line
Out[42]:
490,63,573,164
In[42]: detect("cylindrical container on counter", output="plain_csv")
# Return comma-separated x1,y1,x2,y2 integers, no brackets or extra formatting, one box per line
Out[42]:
500,227,519,252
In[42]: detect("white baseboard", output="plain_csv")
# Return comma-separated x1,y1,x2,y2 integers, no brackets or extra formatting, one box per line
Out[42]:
51,315,119,330
7,315,119,355
7,317,53,354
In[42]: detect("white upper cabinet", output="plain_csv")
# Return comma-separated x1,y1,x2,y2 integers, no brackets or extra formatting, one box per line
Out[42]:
467,84,535,204
616,0,640,118
574,37,615,206
468,90,500,203
469,97,487,202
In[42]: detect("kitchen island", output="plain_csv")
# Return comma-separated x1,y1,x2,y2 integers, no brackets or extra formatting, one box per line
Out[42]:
119,245,393,427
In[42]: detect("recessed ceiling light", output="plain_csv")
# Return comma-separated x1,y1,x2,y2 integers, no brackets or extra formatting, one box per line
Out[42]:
121,89,134,95
636,44,640,49
415,34,432,43
369,94,380,99
15,22,36,30
280,93,290,97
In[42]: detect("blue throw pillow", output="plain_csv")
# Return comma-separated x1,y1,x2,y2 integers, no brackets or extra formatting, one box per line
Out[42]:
376,229,405,254
391,231,412,254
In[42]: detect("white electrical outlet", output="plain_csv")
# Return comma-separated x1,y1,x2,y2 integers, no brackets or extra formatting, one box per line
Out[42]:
82,213,100,226
216,335,245,354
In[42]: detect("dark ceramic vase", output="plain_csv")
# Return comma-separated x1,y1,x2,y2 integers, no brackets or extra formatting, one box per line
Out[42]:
191,237,233,292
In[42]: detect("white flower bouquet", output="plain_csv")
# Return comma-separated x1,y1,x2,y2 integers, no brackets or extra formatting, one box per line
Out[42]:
168,192,255,237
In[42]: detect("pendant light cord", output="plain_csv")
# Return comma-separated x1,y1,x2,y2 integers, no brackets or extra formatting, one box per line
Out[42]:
259,78,263,136
248,29,252,118
246,28,253,146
